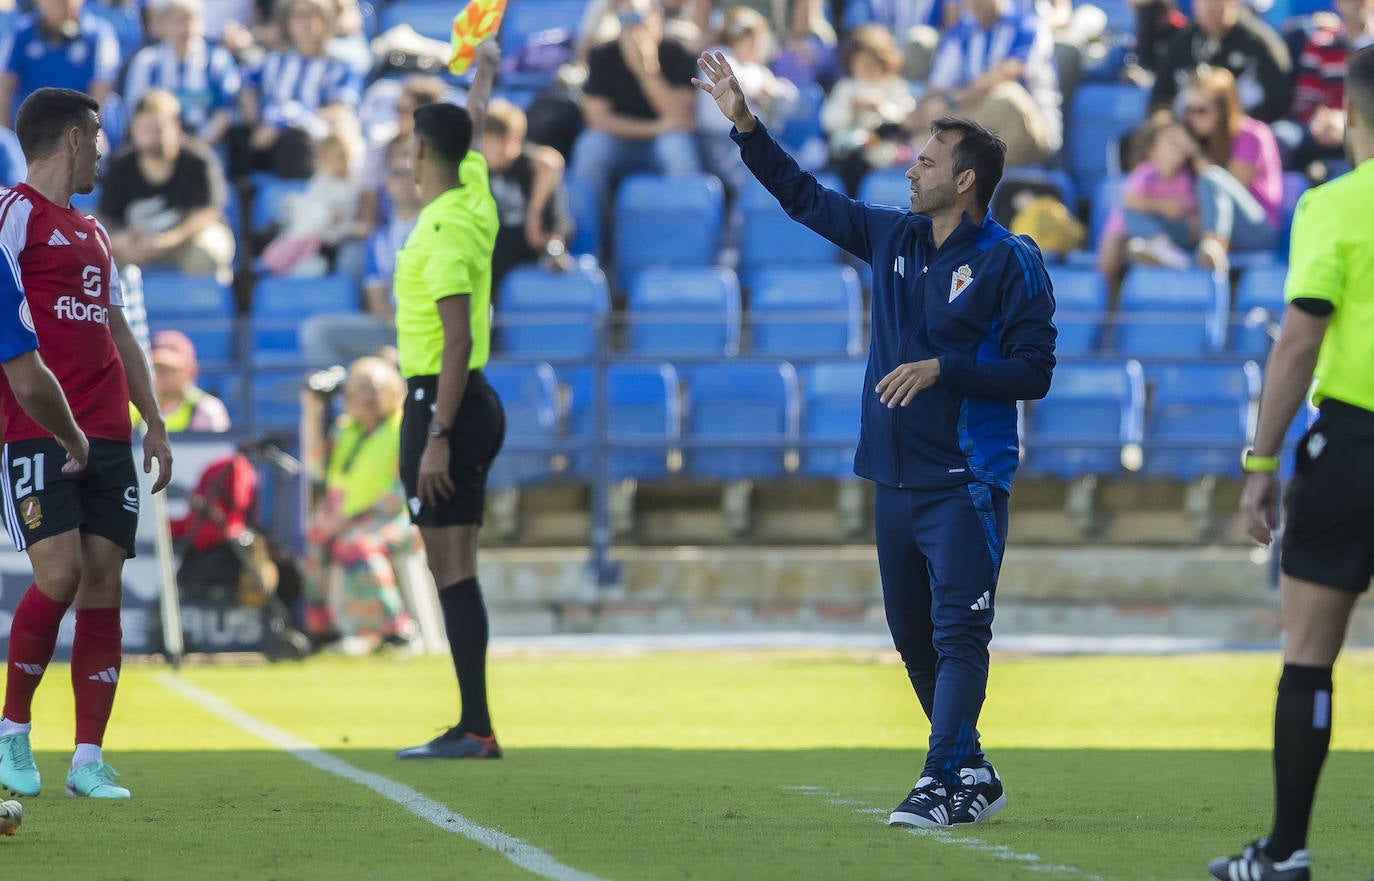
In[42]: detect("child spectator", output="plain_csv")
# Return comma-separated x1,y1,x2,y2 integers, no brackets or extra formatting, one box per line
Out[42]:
483,99,574,294
820,24,914,194
1099,114,1200,287
260,131,360,276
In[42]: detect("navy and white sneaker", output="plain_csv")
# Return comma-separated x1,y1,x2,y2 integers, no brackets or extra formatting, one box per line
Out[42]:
1208,838,1310,881
887,776,954,828
950,765,1006,825
396,725,501,760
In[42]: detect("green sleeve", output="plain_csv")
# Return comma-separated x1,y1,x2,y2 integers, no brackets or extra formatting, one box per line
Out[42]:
421,220,476,302
1284,190,1345,308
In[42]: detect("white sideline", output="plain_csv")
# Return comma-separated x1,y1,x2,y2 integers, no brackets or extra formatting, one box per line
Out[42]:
780,785,1104,880
157,674,612,881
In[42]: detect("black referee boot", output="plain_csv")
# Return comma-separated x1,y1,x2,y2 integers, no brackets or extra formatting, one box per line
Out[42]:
1208,838,1310,881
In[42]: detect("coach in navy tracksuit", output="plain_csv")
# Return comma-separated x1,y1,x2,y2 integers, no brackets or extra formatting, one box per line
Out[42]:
694,53,1057,829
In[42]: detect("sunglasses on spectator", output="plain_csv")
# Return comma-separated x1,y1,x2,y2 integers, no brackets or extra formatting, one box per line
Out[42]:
1184,105,1212,116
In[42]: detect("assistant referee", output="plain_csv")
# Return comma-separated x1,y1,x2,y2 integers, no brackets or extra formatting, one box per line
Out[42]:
392,45,507,761
1208,47,1374,881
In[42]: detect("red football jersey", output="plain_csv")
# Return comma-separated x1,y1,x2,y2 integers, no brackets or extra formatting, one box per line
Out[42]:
0,184,131,444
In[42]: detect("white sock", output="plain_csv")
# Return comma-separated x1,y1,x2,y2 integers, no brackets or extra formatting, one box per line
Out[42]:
72,743,102,769
0,717,30,737
961,766,993,785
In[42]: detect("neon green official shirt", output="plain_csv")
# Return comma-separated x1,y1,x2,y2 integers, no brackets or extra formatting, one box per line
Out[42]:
1284,159,1374,412
393,150,499,379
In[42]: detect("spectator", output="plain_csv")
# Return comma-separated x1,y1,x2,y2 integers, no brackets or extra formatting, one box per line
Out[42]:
696,7,798,191
99,89,236,283
483,99,574,294
142,330,232,433
301,135,419,368
820,24,914,194
240,0,362,178
912,0,1063,166
301,355,416,652
1149,0,1291,123
259,131,360,276
86,0,143,63
843,0,946,37
1098,114,1200,287
771,0,839,89
1131,0,1189,75
1180,66,1281,270
203,0,260,45
358,74,446,227
1276,0,1374,174
0,0,120,127
571,0,700,223
123,0,242,147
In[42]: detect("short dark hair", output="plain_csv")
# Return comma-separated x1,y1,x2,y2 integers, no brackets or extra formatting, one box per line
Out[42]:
930,116,1007,211
15,88,100,161
1348,46,1374,126
412,101,474,166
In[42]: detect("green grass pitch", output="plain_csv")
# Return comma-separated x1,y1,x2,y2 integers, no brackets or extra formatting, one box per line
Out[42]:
7,649,1374,881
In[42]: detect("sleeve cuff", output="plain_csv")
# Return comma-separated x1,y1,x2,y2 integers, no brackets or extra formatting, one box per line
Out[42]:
729,118,766,143
937,354,968,388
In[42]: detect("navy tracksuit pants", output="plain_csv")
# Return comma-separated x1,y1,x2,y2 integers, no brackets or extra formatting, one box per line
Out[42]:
875,482,1009,784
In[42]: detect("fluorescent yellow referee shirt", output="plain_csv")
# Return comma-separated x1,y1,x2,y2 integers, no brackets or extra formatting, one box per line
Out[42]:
393,150,499,380
1284,159,1374,412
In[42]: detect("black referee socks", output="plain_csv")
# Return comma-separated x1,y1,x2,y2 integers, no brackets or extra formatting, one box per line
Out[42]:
438,577,492,738
1266,663,1334,861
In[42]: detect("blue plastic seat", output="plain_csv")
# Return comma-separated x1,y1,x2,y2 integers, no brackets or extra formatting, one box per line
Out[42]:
1113,267,1224,357
857,167,911,208
499,0,587,55
379,0,458,40
613,174,723,277
799,360,866,478
1023,360,1145,477
1065,174,1126,266
683,361,800,481
140,270,234,319
563,176,599,257
1047,265,1107,355
749,265,862,357
778,83,825,153
563,363,681,481
626,267,741,357
148,318,237,371
250,175,310,232
497,265,609,357
1232,263,1288,357
484,362,562,488
255,274,357,317
1143,361,1261,479
1066,84,1148,197
249,367,307,433
737,173,842,272
1278,172,1309,262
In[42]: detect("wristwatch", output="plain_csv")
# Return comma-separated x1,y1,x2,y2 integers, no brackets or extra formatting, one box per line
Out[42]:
428,420,451,439
1241,448,1279,473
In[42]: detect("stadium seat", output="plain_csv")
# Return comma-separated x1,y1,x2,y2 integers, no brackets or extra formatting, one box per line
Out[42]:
484,362,562,488
1112,266,1225,357
799,360,866,478
149,319,237,371
497,264,610,357
1066,84,1148,197
250,175,310,233
1232,263,1288,357
499,0,587,57
1143,361,1261,479
254,275,357,364
857,167,911,208
778,83,825,154
564,363,682,481
248,367,307,433
626,267,741,357
139,270,234,319
1046,265,1107,355
1277,171,1309,262
748,265,863,357
379,0,457,41
683,361,800,481
737,173,843,272
613,174,724,277
1091,0,1137,34
1022,360,1145,478
564,176,599,257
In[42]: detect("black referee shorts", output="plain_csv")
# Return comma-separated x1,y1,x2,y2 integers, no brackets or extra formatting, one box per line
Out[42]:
399,371,506,528
1281,399,1374,593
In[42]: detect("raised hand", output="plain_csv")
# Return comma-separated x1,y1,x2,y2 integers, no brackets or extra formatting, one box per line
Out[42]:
692,51,755,132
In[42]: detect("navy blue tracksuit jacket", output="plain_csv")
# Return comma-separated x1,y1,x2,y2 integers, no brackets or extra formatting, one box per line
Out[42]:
733,121,1057,781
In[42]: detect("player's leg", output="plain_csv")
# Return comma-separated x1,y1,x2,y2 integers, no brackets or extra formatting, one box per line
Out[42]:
63,440,138,799
874,484,937,720
396,373,504,760
920,483,1008,825
0,439,84,796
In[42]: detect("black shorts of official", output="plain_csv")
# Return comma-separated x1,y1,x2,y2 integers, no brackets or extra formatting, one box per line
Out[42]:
399,371,506,527
1281,399,1374,593
0,438,139,558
